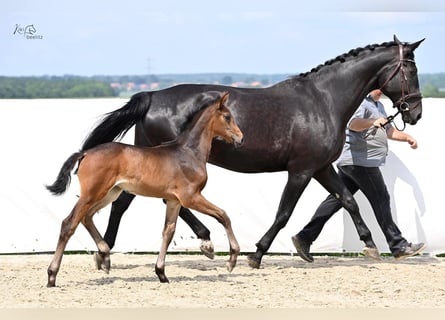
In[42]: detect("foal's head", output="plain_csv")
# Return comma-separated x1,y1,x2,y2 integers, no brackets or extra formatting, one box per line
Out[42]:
211,92,243,146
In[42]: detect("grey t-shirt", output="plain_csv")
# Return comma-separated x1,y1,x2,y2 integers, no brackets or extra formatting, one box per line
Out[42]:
336,96,392,167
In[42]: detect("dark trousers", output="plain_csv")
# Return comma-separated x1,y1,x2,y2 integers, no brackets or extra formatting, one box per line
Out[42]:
298,165,409,255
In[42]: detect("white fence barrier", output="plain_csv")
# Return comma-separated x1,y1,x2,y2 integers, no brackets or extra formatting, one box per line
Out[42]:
0,98,443,254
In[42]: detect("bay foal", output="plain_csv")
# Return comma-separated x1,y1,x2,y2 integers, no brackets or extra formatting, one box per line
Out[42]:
46,91,243,286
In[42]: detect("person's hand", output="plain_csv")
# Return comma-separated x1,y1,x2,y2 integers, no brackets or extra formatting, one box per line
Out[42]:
407,136,418,149
372,117,387,128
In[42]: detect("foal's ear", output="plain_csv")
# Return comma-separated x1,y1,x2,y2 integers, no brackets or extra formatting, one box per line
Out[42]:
219,92,229,108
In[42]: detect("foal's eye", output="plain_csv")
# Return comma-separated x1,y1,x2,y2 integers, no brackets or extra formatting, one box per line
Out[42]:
224,114,231,122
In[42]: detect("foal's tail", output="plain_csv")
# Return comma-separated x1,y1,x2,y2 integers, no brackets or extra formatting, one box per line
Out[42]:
46,152,84,196
81,91,152,151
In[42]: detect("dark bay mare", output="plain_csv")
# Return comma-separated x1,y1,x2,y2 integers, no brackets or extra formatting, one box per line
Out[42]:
80,35,424,269
46,92,243,286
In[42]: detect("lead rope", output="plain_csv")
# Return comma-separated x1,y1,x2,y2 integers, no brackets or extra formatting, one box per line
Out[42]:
363,110,404,139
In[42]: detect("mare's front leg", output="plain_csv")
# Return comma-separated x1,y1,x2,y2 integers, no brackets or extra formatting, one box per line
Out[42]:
183,194,240,272
47,202,85,287
155,200,181,283
247,172,312,269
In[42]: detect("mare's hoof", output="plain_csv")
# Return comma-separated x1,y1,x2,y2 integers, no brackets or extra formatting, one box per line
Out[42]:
363,247,381,261
200,240,215,260
246,254,261,269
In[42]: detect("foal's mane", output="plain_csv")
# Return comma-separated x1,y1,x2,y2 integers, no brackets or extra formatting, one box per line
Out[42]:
179,94,223,132
160,93,223,146
296,41,400,78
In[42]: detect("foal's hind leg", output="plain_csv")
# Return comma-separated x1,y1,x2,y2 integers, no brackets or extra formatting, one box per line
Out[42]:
183,194,240,272
47,201,88,287
155,200,181,283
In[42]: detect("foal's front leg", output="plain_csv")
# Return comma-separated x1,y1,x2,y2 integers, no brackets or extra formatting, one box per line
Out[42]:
82,215,111,273
184,194,240,272
155,200,181,283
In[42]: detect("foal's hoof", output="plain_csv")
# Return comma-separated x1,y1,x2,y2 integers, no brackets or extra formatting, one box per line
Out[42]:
94,252,111,273
94,252,103,270
200,240,215,260
155,267,170,283
363,247,381,261
226,260,237,273
246,254,261,269
158,276,170,283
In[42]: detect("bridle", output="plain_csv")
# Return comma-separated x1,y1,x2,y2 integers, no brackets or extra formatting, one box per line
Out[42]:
377,42,422,131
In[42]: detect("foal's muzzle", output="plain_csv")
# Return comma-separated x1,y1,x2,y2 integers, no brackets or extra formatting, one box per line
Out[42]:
232,134,244,147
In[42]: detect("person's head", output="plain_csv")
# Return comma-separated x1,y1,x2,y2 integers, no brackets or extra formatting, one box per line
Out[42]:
368,89,383,102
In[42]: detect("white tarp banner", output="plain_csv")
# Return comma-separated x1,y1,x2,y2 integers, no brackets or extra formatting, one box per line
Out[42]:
0,98,443,254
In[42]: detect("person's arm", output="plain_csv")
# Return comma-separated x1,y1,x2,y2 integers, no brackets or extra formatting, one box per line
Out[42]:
386,127,418,149
349,117,388,132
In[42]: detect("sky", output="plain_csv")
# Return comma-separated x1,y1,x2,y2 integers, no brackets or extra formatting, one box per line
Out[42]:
1,0,445,76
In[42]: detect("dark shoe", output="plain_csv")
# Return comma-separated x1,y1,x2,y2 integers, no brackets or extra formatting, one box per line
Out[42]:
394,242,426,261
292,235,314,263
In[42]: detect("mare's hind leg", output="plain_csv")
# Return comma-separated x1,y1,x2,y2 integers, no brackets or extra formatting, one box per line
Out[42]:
247,172,312,269
313,165,380,259
47,201,89,287
103,191,135,249
183,194,240,272
155,200,181,283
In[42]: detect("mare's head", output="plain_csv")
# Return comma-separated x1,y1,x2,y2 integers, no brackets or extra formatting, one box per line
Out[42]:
378,35,424,125
210,92,243,146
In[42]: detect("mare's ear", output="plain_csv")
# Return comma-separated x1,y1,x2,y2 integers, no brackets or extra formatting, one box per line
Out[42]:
409,38,425,51
394,34,425,52
219,92,229,109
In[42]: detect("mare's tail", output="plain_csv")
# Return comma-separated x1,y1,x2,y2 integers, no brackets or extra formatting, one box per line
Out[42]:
81,91,152,151
46,152,84,196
